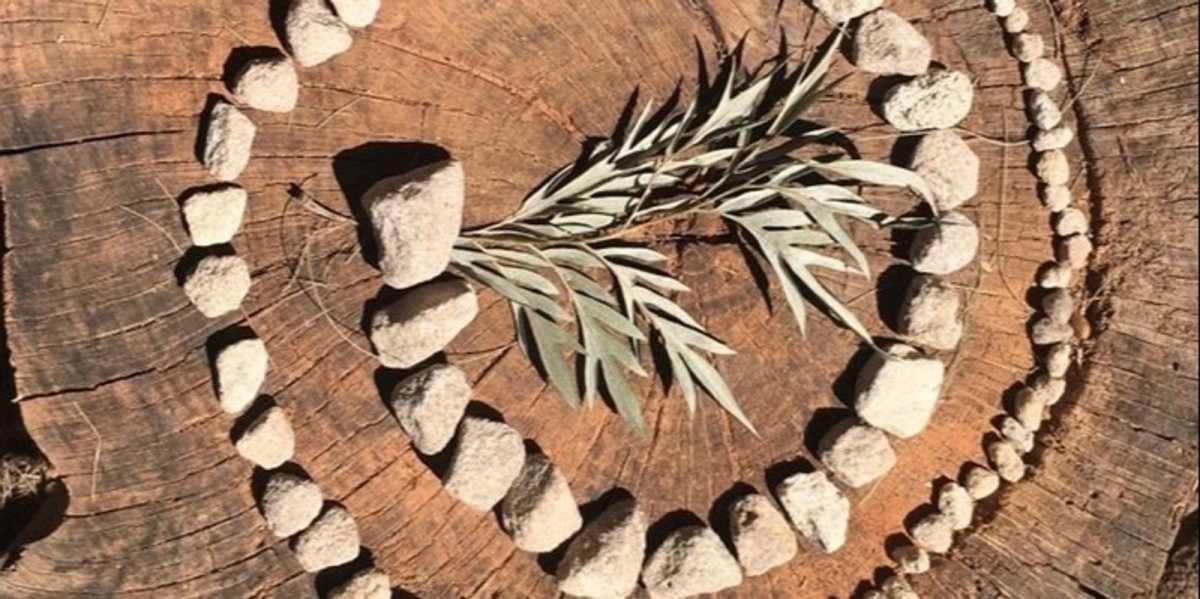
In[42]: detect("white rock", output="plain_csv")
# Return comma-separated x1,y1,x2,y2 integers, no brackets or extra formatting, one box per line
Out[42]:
201,100,256,182
292,506,360,573
328,568,391,599
863,590,887,599
231,56,299,113
1024,58,1064,91
184,254,252,318
1041,288,1075,324
989,0,1016,17
891,544,930,575
909,512,954,553
1000,416,1035,453
235,406,295,469
1036,150,1071,186
1004,7,1030,33
898,275,964,351
937,482,974,530
728,493,798,576
390,363,471,455
910,129,980,211
987,440,1026,482
260,472,323,538
910,211,980,276
1037,261,1074,288
775,471,850,553
641,525,743,599
1029,90,1064,130
181,185,247,246
1013,386,1047,431
365,160,465,290
500,453,583,553
882,69,975,131
370,277,479,369
1031,316,1075,346
286,0,353,67
1040,184,1072,212
557,499,647,599
214,337,268,415
854,344,946,439
1056,234,1093,270
811,0,884,23
962,465,1001,500
1032,374,1068,406
818,419,897,488
1054,207,1089,236
329,0,380,28
1044,342,1074,378
443,417,525,511
1034,124,1075,151
852,10,931,76
882,574,921,599
1011,32,1045,63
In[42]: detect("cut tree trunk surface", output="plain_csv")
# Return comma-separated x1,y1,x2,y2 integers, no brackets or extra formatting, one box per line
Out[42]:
0,0,1195,598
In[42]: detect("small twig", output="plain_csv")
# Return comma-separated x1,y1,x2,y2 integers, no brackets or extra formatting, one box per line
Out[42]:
223,24,251,46
121,205,184,256
955,126,1030,147
72,402,102,502
300,239,377,359
316,97,364,129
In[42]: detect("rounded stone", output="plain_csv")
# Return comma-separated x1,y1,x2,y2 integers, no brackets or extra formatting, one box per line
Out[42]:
1029,90,1064,130
285,0,353,67
988,440,1027,482
909,129,980,211
234,406,295,469
183,254,252,318
556,499,647,599
1011,32,1045,62
728,493,798,577
1044,342,1074,378
1037,261,1074,289
1013,387,1048,432
1024,58,1065,91
882,69,975,131
292,505,361,573
775,471,850,553
181,185,248,246
1032,316,1075,345
898,275,964,351
818,419,897,488
260,472,323,538
854,344,946,439
909,512,955,553
329,0,380,28
499,453,584,553
909,212,980,275
1042,288,1075,324
1001,416,1035,454
1036,150,1071,186
1056,234,1094,270
1054,207,1089,236
891,543,931,575
1004,7,1030,33
1040,184,1073,212
882,574,921,599
1033,374,1069,406
989,0,1016,17
852,9,932,76
962,464,1002,500
641,525,743,599
328,568,391,599
390,363,472,455
937,482,975,530
231,56,299,113
811,0,884,23
201,100,256,183
1034,124,1076,152
443,417,526,511
213,337,268,415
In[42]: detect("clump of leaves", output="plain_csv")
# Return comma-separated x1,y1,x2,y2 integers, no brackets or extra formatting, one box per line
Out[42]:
452,32,934,434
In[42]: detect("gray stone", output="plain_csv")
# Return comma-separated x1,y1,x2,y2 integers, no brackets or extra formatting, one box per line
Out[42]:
728,493,798,576
1029,90,1063,130
390,363,472,455
1056,233,1094,270
1054,207,1089,236
852,10,931,76
989,0,1016,17
260,472,323,538
775,471,850,553
818,419,897,488
500,453,583,553
181,185,247,246
329,0,380,28
910,130,980,212
987,439,1026,482
231,56,299,113
214,337,268,415
882,69,974,131
1000,416,1035,454
235,406,295,469
1024,58,1064,91
201,100,256,182
891,543,930,575
1041,288,1075,324
962,464,1001,500
1004,7,1030,33
854,344,945,439
365,160,465,290
443,417,525,511
1034,124,1076,152
898,275,964,351
286,0,353,67
909,211,980,275
184,255,252,318
1032,374,1068,406
1036,150,1071,186
937,482,974,530
1040,184,1072,212
370,277,478,369
1013,386,1048,431
1031,316,1074,346
1044,342,1073,378
811,0,884,23
1037,261,1074,289
909,512,954,553
328,568,391,599
641,525,743,599
292,505,360,573
1011,32,1045,63
882,573,921,599
557,499,647,599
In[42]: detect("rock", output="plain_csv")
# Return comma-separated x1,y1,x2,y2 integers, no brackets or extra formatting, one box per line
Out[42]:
390,363,471,455
328,568,391,599
285,0,353,67
937,482,974,530
728,493,797,576
1000,416,1035,453
897,275,964,351
1033,124,1075,152
181,185,248,246
910,130,979,211
1032,374,1068,406
234,406,295,469
1056,233,1094,270
891,543,930,575
641,525,743,599
557,499,647,599
1031,316,1074,345
1054,207,1089,236
909,212,980,275
1036,150,1071,186
231,56,299,113
1012,387,1047,431
201,100,256,182
882,69,974,131
1156,526,1199,599
370,277,478,369
183,254,252,318
881,573,921,599
500,453,583,553
1004,7,1030,33
909,512,954,553
260,472,323,538
1011,32,1045,62
1037,261,1073,288
988,0,1016,17
775,471,850,553
818,419,897,488
1028,90,1063,130
854,344,946,439
962,465,1001,500
329,0,380,28
1040,184,1072,212
1041,288,1075,323
364,160,465,290
811,0,884,23
987,439,1026,482
214,337,268,415
863,591,886,599
443,417,525,511
1044,342,1073,378
292,505,360,573
1024,58,1064,91
852,10,931,76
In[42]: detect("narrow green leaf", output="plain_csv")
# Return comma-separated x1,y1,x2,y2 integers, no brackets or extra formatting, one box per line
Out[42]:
655,317,736,356
500,265,561,295
770,29,844,136
519,307,581,408
783,249,876,345
600,362,646,435
678,347,757,434
577,295,647,341
632,286,705,330
718,189,776,213
813,160,936,209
